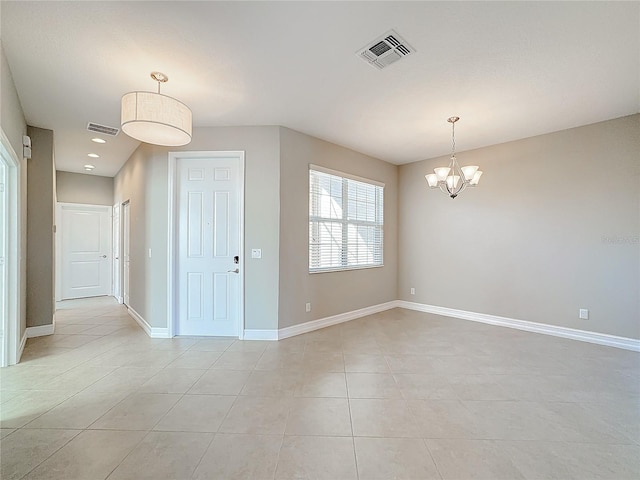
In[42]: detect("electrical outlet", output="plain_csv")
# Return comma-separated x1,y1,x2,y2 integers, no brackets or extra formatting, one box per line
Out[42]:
410,287,415,295
579,309,589,320
305,302,311,313
251,248,262,259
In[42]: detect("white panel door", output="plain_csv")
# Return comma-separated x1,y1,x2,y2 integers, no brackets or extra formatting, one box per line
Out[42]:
177,156,241,336
60,204,112,299
112,203,122,303
122,202,130,306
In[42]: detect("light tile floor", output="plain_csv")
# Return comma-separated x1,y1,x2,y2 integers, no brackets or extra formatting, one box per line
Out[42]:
1,297,639,479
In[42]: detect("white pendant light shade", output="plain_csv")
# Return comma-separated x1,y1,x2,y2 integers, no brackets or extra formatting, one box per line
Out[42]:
434,167,451,181
446,175,460,190
121,91,192,146
470,170,483,185
121,72,192,147
425,174,438,187
461,165,479,180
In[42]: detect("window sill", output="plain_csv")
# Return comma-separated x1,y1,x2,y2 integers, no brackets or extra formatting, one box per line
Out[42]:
309,264,384,274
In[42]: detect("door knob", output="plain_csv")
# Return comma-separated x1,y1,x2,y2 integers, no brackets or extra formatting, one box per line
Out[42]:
101,255,107,258
227,268,239,274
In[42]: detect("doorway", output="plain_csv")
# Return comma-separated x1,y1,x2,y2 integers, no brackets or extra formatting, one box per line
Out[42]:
122,201,130,307
168,151,244,337
57,203,112,300
112,202,122,303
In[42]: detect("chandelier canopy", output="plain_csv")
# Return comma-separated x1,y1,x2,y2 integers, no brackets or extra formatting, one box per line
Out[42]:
425,116,482,199
121,72,192,147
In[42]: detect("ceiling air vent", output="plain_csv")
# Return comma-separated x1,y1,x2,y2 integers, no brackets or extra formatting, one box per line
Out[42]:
87,122,119,136
358,29,415,70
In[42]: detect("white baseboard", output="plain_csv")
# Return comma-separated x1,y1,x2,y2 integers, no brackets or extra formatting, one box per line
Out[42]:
26,315,56,338
243,329,279,341
398,301,640,352
244,300,398,341
127,299,639,352
127,307,171,338
278,301,399,340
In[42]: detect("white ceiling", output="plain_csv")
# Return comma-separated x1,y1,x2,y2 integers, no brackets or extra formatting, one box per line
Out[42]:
2,1,638,177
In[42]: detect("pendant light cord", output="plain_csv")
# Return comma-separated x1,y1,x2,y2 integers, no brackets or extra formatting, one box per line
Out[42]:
451,121,456,158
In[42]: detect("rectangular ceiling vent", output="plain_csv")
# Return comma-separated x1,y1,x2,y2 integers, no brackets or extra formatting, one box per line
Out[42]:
357,29,415,70
87,122,119,136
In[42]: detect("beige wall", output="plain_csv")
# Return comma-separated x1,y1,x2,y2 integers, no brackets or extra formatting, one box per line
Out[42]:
56,171,114,206
0,42,28,340
278,127,398,329
26,126,56,328
114,126,281,330
1,43,26,158
398,114,640,339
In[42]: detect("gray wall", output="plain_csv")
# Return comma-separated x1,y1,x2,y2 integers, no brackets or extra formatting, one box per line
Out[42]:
1,43,26,158
278,127,398,328
56,171,114,206
398,114,640,339
26,126,56,328
114,126,281,330
0,42,28,339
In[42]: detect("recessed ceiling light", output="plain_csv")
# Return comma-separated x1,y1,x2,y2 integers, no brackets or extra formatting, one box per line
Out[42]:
88,153,99,158
84,164,95,170
91,138,106,144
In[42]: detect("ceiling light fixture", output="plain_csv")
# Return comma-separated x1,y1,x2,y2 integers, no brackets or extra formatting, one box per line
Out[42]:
91,138,106,144
84,164,95,170
121,71,192,147
425,116,482,199
87,153,99,158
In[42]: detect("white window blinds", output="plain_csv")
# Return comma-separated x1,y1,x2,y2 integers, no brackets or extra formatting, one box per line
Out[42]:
309,166,384,273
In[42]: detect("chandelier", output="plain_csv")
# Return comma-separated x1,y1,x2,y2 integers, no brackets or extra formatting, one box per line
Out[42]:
121,72,192,147
425,116,482,199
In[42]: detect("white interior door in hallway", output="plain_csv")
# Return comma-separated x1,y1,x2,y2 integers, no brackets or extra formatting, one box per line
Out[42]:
122,201,130,307
58,203,112,300
112,202,122,303
175,154,243,336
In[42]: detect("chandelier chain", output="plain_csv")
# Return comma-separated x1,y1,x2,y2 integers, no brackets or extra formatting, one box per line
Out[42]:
451,121,456,157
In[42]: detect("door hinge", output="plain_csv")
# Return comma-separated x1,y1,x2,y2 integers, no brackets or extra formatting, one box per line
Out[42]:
0,183,4,193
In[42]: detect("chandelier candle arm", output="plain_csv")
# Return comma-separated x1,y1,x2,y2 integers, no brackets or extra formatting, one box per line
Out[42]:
425,116,482,199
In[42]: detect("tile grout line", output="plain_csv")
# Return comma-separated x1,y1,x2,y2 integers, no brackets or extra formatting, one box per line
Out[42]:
14,428,83,480
344,349,361,480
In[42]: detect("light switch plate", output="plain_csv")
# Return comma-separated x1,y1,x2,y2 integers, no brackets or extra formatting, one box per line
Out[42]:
251,248,262,259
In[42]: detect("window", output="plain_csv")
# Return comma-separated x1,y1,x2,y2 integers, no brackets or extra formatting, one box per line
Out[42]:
309,165,384,272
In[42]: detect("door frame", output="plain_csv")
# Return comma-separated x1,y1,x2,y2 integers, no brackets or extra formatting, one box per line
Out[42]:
0,129,21,367
121,200,130,307
167,151,245,338
55,202,113,301
112,202,122,303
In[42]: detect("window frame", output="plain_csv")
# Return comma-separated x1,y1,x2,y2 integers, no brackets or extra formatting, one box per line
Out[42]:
308,164,385,274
